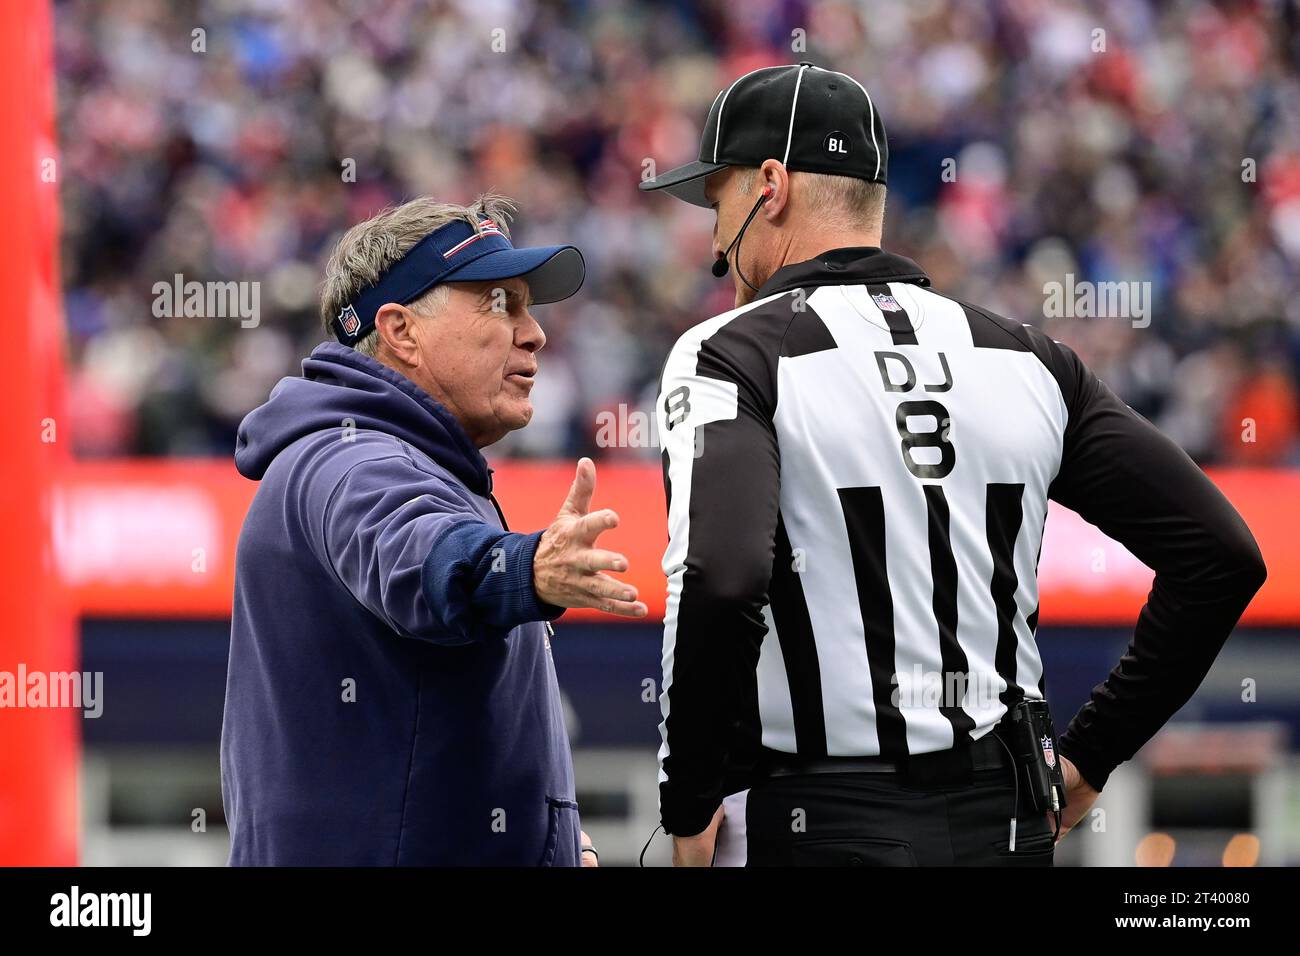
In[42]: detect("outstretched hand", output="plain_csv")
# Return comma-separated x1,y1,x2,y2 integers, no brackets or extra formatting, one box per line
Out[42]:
533,458,648,618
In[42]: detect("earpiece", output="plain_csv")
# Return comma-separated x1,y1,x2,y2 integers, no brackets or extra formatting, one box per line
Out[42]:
712,182,777,281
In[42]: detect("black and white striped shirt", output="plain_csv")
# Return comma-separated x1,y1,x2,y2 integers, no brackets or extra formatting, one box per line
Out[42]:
655,247,1265,837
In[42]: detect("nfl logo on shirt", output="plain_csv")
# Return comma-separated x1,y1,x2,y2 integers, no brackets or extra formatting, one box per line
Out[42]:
1041,735,1056,769
337,304,361,337
872,291,902,312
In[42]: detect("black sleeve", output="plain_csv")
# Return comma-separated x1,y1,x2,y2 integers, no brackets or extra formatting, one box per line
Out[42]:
1029,330,1267,791
655,303,794,837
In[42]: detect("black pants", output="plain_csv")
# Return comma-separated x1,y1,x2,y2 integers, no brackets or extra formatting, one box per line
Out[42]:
743,753,1056,867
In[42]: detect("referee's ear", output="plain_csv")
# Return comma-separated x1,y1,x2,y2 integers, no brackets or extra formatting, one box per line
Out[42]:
757,158,790,220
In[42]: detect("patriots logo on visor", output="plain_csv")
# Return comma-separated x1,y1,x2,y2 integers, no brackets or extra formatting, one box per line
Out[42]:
442,219,506,259
1041,735,1056,769
337,304,361,337
872,292,902,312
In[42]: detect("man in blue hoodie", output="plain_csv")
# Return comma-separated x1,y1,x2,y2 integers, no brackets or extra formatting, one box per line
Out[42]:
221,194,647,866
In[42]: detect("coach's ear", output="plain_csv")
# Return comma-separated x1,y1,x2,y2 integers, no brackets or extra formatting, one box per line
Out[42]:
373,302,421,368
758,158,790,219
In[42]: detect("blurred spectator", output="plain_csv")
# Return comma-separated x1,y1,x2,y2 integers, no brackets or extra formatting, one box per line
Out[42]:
54,0,1300,465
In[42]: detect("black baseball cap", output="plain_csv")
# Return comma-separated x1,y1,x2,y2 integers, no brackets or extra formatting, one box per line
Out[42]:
639,62,888,208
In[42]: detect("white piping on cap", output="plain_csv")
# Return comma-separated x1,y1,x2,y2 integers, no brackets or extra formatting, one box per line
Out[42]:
782,64,810,165
833,70,882,180
703,87,725,159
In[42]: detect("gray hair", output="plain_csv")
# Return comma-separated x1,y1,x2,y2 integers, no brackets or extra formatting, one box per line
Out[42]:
320,193,517,356
735,167,886,233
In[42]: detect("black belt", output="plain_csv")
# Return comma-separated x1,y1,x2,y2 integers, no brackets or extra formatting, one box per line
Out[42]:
759,728,1013,779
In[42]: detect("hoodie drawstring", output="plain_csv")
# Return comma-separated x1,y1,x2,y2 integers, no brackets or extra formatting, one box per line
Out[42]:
488,492,509,530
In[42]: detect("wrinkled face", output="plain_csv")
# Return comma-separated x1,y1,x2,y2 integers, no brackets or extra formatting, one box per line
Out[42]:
412,276,545,447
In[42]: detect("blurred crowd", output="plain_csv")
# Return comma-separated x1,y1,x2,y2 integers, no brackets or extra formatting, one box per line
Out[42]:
55,0,1300,464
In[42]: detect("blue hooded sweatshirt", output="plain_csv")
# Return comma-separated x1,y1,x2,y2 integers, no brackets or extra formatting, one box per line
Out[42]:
220,342,579,866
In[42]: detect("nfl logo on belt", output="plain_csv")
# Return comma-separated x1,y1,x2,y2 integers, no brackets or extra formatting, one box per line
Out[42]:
338,304,361,337
1040,734,1056,769
872,292,902,312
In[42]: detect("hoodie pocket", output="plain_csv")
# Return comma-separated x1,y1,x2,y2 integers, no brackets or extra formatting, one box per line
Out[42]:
538,796,580,867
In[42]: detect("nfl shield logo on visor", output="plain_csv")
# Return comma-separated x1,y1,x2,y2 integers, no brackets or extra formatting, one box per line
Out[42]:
337,304,362,339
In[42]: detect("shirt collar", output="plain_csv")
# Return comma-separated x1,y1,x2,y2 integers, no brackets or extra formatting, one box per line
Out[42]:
756,246,931,299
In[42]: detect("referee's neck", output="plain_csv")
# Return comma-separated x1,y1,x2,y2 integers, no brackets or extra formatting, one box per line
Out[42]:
774,226,883,274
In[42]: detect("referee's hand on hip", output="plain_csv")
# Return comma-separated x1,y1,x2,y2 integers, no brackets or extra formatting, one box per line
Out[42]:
1051,756,1101,844
672,805,725,867
533,458,648,618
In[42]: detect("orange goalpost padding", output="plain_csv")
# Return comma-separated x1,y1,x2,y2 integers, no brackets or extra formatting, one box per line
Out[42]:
0,0,79,865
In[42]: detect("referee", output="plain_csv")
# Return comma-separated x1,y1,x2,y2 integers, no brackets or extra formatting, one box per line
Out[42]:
639,63,1267,866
